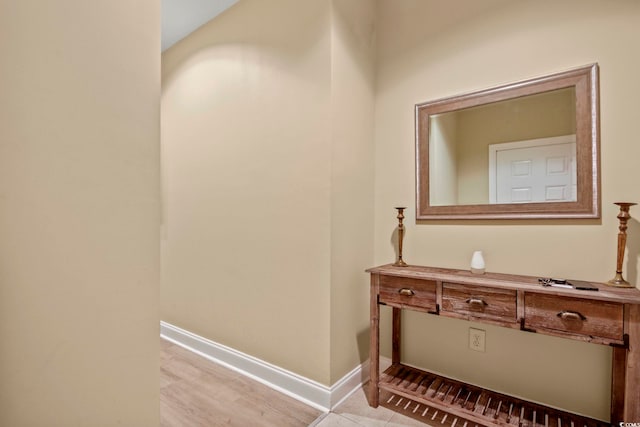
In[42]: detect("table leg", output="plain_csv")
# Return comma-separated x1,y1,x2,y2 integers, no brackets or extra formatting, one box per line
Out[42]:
392,307,401,365
625,304,640,421
611,345,626,424
369,274,380,407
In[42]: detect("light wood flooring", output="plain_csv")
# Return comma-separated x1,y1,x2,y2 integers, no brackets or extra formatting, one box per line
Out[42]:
161,339,321,426
160,338,431,426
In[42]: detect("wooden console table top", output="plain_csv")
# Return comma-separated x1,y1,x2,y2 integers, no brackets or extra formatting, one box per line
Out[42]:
367,264,640,304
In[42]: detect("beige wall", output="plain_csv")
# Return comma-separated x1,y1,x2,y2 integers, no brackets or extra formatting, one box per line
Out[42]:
329,0,376,383
375,0,640,420
162,0,375,385
0,1,160,426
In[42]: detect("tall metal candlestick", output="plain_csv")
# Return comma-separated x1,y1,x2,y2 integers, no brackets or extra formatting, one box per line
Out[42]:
393,207,408,267
608,202,637,287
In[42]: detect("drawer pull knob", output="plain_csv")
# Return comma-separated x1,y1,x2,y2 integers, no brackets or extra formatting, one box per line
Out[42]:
398,288,415,296
466,298,488,307
557,310,587,321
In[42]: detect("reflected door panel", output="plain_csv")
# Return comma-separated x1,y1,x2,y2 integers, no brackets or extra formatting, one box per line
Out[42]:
493,140,576,204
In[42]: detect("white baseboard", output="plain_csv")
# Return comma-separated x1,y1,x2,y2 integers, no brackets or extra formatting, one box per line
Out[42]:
160,321,369,412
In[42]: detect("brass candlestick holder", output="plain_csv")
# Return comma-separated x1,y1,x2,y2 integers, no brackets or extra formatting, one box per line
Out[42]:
393,207,408,267
608,202,637,288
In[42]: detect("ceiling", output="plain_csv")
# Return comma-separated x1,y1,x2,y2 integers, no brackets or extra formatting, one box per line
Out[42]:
161,0,239,51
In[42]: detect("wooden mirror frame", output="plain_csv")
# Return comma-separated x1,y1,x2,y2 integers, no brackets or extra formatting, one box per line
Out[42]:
416,64,600,220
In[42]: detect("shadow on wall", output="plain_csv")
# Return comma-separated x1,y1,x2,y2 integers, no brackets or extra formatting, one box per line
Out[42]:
625,218,640,286
390,226,400,264
357,328,369,368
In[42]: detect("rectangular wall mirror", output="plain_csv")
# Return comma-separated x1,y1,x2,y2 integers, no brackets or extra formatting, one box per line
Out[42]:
416,64,600,220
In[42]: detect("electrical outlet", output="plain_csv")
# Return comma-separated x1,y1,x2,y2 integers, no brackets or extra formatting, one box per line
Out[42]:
469,328,486,352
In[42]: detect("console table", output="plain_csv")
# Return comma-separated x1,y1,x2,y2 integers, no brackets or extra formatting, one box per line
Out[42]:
367,264,640,426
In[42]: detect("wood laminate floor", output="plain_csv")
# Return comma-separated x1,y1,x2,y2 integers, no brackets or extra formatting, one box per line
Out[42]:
160,338,432,426
161,338,321,426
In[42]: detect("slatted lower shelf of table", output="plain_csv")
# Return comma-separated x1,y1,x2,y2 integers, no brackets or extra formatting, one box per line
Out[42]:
379,364,608,427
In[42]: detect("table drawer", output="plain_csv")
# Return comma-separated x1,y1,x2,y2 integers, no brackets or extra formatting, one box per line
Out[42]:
442,282,517,321
524,293,623,341
378,275,437,311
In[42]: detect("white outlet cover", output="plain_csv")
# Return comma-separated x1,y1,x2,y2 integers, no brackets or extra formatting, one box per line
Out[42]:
469,327,486,352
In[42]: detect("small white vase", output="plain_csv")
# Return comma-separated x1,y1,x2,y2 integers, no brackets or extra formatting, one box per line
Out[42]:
470,251,485,274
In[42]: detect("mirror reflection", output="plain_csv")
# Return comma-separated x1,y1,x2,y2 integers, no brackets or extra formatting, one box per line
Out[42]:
429,88,576,206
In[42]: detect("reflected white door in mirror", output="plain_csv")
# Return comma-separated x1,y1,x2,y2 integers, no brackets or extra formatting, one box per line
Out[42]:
489,134,576,204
